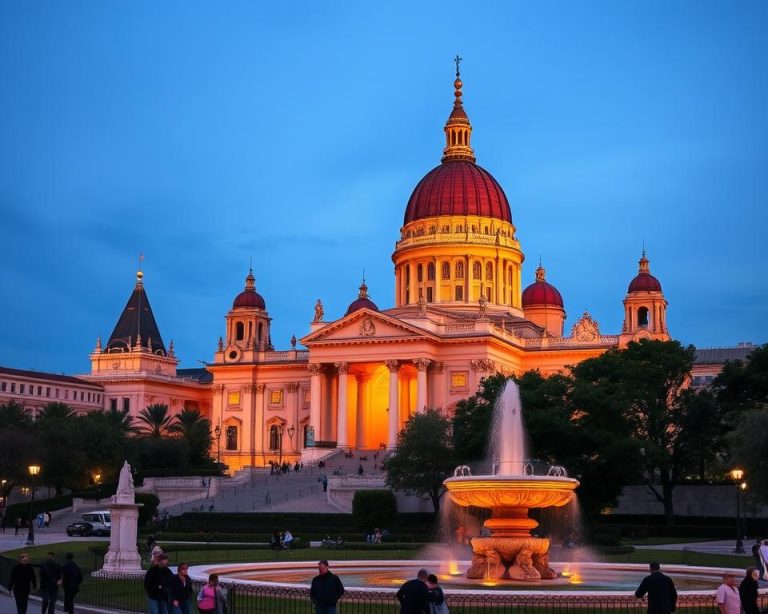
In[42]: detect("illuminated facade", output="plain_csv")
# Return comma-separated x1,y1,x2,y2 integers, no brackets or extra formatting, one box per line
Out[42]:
83,68,672,471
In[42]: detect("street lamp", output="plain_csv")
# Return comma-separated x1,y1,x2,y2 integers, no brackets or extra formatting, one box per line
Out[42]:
26,464,41,546
214,424,222,470
730,468,746,553
288,426,296,457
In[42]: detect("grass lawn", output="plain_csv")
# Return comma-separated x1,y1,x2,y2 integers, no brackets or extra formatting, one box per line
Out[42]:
601,547,753,569
621,536,725,546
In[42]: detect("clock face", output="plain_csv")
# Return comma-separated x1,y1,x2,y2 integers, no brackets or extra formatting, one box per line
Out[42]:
226,346,242,363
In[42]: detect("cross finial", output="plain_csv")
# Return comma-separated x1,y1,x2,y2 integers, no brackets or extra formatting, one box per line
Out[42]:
454,54,462,77
138,252,144,272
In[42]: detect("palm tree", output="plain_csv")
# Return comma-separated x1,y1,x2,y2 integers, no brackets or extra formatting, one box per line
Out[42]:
0,401,34,429
136,404,174,438
37,402,77,423
169,408,213,464
104,407,137,435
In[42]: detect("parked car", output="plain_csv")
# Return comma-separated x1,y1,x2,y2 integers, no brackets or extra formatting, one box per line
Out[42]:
81,510,111,536
66,521,95,537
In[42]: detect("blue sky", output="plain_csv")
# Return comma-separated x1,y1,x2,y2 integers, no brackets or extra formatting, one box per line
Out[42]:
1,1,766,373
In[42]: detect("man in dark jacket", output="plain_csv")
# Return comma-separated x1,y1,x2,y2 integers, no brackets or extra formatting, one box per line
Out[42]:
635,562,678,614
39,552,62,614
8,553,37,614
61,552,84,614
309,560,345,614
144,554,174,614
396,569,430,614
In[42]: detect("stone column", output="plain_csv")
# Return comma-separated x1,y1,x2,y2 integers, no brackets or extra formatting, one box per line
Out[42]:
255,384,265,455
211,384,225,430
335,362,349,449
385,360,400,449
308,364,322,444
414,358,431,413
355,373,369,449
288,382,300,453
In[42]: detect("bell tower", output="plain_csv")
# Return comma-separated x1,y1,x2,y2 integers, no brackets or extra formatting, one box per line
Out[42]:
217,268,272,364
620,252,669,345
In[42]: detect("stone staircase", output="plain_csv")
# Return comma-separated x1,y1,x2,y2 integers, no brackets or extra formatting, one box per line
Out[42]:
162,449,388,515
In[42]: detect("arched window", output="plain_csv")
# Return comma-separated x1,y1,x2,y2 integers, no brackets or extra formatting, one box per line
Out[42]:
441,262,451,280
225,425,238,450
473,262,482,280
417,264,423,282
455,261,464,279
269,425,281,450
235,322,244,341
427,263,435,281
638,307,650,327
486,262,494,281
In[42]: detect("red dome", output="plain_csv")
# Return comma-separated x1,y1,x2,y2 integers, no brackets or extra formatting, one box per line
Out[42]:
628,273,662,293
345,281,378,316
404,160,512,225
233,289,265,309
522,281,564,308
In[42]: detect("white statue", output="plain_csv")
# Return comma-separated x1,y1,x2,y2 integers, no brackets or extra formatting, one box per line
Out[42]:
114,461,135,503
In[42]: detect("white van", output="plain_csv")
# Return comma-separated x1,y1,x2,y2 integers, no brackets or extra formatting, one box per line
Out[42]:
82,511,111,536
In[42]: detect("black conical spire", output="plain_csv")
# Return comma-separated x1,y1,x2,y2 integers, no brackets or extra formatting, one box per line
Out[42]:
106,269,167,354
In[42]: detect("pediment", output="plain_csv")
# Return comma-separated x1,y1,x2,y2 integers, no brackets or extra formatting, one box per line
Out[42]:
301,309,434,345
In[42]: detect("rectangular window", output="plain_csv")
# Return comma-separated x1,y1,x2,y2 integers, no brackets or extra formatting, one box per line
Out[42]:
64,390,69,399
227,391,241,406
122,397,130,412
37,386,42,395
20,384,25,394
455,286,463,301
450,371,468,390
426,287,433,303
110,398,118,411
303,390,311,405
10,383,16,393
46,387,50,397
55,388,59,398
0,382,5,392
269,389,283,406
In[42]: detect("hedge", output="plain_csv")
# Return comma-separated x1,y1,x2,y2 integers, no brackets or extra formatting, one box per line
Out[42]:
352,490,397,531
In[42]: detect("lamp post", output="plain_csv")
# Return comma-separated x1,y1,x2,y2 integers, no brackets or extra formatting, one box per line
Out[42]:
214,424,222,470
92,471,102,498
1,478,7,512
288,426,296,458
730,468,746,554
26,464,41,546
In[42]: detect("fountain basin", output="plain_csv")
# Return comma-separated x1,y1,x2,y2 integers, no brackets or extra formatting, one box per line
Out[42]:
444,475,579,509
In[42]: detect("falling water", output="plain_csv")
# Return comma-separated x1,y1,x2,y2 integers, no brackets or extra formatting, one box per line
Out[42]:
488,380,527,476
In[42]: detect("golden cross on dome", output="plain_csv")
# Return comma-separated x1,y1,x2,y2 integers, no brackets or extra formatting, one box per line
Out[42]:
454,54,462,77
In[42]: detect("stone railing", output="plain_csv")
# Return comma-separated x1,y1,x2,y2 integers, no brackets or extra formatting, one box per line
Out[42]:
396,231,519,250
523,335,620,348
445,322,476,334
262,350,309,362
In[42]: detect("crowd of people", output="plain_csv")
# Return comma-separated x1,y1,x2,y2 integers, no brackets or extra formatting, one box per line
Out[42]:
8,552,83,614
269,529,295,549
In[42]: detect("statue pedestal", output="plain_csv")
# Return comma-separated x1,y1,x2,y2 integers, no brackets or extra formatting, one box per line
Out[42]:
101,502,142,573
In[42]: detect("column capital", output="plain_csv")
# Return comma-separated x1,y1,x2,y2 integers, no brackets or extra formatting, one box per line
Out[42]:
470,358,496,373
256,383,266,393
385,359,400,372
212,384,225,394
335,361,349,374
241,384,258,394
308,363,323,376
414,358,432,372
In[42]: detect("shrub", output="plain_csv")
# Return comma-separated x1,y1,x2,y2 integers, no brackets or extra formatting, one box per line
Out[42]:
136,493,160,526
3,494,74,523
352,490,397,531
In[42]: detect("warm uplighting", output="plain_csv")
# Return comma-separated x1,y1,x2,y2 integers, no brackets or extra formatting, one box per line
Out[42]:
569,575,583,585
730,468,745,481
447,559,461,576
93,472,102,484
740,482,748,491
28,464,41,476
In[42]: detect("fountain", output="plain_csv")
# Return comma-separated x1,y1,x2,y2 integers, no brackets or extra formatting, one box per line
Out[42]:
443,381,579,581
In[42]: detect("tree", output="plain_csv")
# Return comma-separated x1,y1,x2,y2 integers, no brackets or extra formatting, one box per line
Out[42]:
35,402,84,493
713,344,768,416
0,401,34,430
137,404,174,438
384,409,457,513
169,408,213,466
727,410,768,503
571,339,695,524
674,389,725,480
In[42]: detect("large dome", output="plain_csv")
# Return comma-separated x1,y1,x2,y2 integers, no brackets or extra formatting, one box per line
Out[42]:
404,160,512,225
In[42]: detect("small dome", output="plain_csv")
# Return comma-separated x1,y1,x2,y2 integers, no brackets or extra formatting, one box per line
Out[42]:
522,265,564,309
233,269,266,309
628,253,662,293
345,280,378,316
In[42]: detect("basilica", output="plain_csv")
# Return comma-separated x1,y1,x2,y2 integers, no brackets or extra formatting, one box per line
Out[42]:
82,68,670,471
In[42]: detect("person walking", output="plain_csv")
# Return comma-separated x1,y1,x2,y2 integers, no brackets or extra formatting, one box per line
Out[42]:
61,553,83,614
396,569,431,614
715,573,742,614
144,553,174,614
751,539,764,580
739,567,760,614
8,553,37,614
309,560,345,614
634,562,677,614
14,516,21,536
169,562,194,614
39,551,62,614
196,574,226,614
426,574,448,614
